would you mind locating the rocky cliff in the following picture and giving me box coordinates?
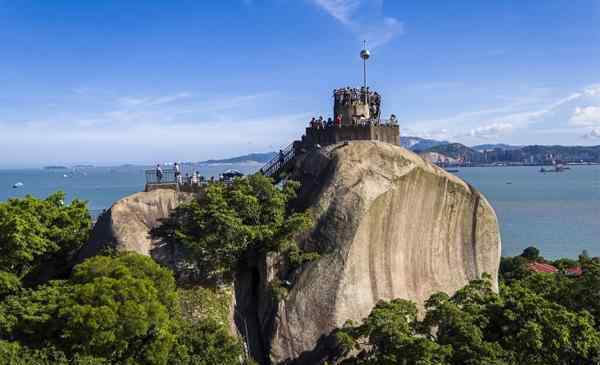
[81,141,501,365]
[265,141,500,363]
[77,189,193,268]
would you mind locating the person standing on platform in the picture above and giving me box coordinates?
[174,162,181,184]
[335,114,343,128]
[279,149,285,165]
[156,164,163,183]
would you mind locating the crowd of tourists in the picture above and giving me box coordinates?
[309,115,343,129]
[153,162,240,186]
[334,86,380,105]
[307,113,398,129]
[334,86,381,120]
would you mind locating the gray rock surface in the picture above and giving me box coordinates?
[80,142,501,365]
[268,141,501,363]
[78,189,193,266]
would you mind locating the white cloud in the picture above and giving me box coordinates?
[405,83,600,144]
[403,128,449,140]
[312,0,361,24]
[584,85,600,96]
[584,128,600,139]
[466,123,514,140]
[570,106,600,127]
[117,92,191,107]
[311,0,403,47]
[0,90,305,166]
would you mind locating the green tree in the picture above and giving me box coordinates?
[0,253,179,365]
[424,275,600,365]
[497,282,600,364]
[153,174,313,281]
[168,321,242,365]
[336,273,600,365]
[561,259,600,327]
[521,246,540,261]
[552,258,579,271]
[168,287,243,365]
[499,255,530,282]
[0,192,91,285]
[335,299,452,365]
[423,277,510,365]
[0,340,108,365]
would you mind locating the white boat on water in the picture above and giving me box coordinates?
[12,182,24,188]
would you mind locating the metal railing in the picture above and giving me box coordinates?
[145,167,243,191]
[260,142,296,178]
[145,168,177,184]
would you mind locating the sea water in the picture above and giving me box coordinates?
[456,165,600,259]
[0,165,259,218]
[1,164,599,259]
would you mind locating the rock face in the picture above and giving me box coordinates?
[79,141,501,365]
[78,189,193,266]
[268,141,501,364]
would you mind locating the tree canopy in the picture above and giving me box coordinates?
[5,187,600,364]
[0,253,243,365]
[153,174,313,281]
[0,192,91,290]
[335,262,600,365]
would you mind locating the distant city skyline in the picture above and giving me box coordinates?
[0,0,599,167]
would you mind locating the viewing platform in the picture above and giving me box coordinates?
[261,43,401,181]
[144,168,243,193]
[143,42,401,187]
[297,84,400,150]
[144,168,181,192]
[302,122,399,147]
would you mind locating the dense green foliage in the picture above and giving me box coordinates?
[0,192,91,290]
[6,187,600,364]
[153,174,313,281]
[335,250,600,365]
[521,246,540,261]
[0,193,243,365]
[0,253,243,365]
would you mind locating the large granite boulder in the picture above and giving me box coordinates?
[79,141,501,365]
[77,189,193,267]
[267,141,501,363]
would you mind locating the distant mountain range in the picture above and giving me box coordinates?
[199,152,276,165]
[399,137,523,153]
[423,143,484,161]
[399,136,448,151]
[420,142,600,164]
[471,143,523,152]
[197,138,600,166]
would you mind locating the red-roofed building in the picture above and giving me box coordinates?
[527,262,558,273]
[566,266,583,276]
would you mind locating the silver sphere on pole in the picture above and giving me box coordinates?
[360,48,371,60]
[360,41,370,92]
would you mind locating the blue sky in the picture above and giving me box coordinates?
[1,0,599,167]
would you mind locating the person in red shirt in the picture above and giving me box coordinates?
[335,114,342,127]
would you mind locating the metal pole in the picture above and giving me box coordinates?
[363,40,367,90]
[362,40,368,104]
[363,58,367,90]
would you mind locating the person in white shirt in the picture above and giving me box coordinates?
[174,162,182,184]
